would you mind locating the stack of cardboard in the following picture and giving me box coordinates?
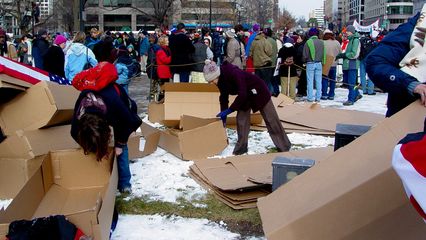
[257,102,426,239]
[189,147,334,209]
[0,81,117,240]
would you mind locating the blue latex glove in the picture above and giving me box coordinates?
[216,108,233,127]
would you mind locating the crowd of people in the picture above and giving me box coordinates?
[0,23,388,106]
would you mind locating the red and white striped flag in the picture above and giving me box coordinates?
[0,56,49,84]
[392,132,426,221]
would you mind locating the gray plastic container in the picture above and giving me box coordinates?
[272,157,315,191]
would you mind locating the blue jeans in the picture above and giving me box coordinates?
[321,66,336,98]
[178,71,190,83]
[344,69,360,102]
[117,145,131,190]
[359,60,375,94]
[306,62,322,101]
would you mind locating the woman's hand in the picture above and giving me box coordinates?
[115,147,123,156]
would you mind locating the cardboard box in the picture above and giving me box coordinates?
[0,74,32,104]
[0,125,78,159]
[148,83,262,127]
[257,102,426,240]
[141,115,228,160]
[0,149,117,240]
[0,81,79,135]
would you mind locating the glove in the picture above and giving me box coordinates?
[336,53,346,59]
[216,108,233,127]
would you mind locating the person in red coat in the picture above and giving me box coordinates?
[155,35,172,102]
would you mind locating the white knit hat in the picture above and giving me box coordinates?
[203,60,221,82]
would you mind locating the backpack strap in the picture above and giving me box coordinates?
[113,83,121,96]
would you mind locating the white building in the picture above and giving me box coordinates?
[309,6,325,28]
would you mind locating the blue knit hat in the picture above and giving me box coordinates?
[308,28,319,37]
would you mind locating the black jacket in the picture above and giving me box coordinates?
[169,30,195,73]
[43,45,65,77]
[71,84,142,146]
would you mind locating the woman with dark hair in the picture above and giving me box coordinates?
[71,62,142,194]
[321,29,342,100]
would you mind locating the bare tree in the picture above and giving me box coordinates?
[128,0,174,29]
[276,7,296,30]
[0,0,53,34]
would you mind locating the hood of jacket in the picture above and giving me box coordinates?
[254,34,264,41]
[69,43,87,56]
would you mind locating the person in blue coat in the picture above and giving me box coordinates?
[366,12,426,117]
[65,31,98,81]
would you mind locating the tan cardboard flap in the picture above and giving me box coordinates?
[0,125,78,159]
[0,166,45,223]
[0,81,79,135]
[163,82,219,92]
[180,115,217,131]
[281,104,384,132]
[271,94,294,107]
[258,102,426,240]
[49,149,112,189]
[178,120,227,160]
[147,102,165,124]
[33,185,102,217]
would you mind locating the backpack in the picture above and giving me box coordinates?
[359,37,376,60]
[72,62,118,91]
[126,60,140,79]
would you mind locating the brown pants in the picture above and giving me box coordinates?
[280,76,299,99]
[233,99,291,154]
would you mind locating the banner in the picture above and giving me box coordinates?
[353,19,379,33]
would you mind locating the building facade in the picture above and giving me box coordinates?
[309,6,325,28]
[413,0,426,12]
[364,0,413,30]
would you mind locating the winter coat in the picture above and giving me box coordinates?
[43,45,65,77]
[339,32,360,70]
[71,83,142,146]
[267,37,278,66]
[32,37,49,69]
[65,42,98,81]
[139,37,149,56]
[115,63,129,86]
[278,43,298,77]
[250,34,272,67]
[156,45,172,79]
[366,13,420,117]
[217,61,271,112]
[302,36,325,63]
[224,37,243,69]
[192,41,208,72]
[85,37,101,50]
[323,39,342,67]
[169,30,195,73]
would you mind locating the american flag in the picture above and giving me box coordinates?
[392,131,426,220]
[49,73,71,85]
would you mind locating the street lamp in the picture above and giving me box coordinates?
[209,0,212,31]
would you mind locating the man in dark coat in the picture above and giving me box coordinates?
[203,60,291,155]
[33,29,50,69]
[366,12,426,117]
[169,23,195,82]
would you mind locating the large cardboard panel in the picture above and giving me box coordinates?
[0,125,78,159]
[0,81,79,135]
[257,102,426,240]
[279,103,384,132]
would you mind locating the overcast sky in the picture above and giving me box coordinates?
[279,0,324,20]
